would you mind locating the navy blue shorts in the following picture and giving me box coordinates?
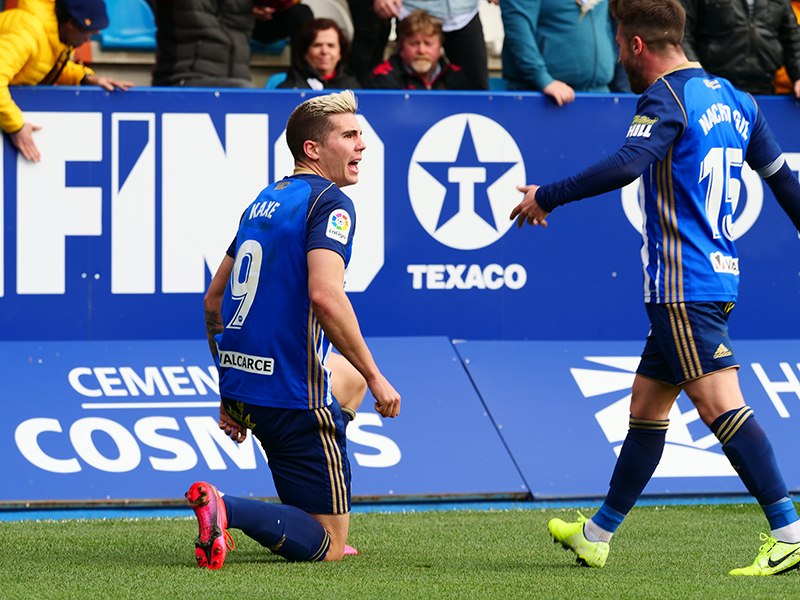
[221,397,351,515]
[637,301,740,386]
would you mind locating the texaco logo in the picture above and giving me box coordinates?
[408,114,525,250]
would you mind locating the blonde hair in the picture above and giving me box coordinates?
[286,90,358,160]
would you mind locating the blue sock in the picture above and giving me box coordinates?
[712,407,799,530]
[764,498,799,530]
[594,417,668,534]
[223,495,330,562]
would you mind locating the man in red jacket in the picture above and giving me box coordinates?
[365,10,472,90]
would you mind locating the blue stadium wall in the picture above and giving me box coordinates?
[2,87,799,505]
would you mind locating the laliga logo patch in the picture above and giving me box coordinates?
[326,209,351,243]
[408,114,525,250]
[570,356,736,478]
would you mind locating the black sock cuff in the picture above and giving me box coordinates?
[712,406,754,445]
[308,530,331,562]
[341,407,355,426]
[628,417,669,433]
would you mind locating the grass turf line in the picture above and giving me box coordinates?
[1,503,798,600]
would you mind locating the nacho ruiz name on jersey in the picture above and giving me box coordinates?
[698,102,750,140]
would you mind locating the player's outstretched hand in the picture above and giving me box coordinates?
[368,374,401,418]
[219,402,248,443]
[509,184,550,228]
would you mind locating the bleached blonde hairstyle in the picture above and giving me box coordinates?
[286,90,358,160]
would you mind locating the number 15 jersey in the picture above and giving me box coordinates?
[623,62,783,304]
[217,171,356,410]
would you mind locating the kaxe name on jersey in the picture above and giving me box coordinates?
[249,200,281,220]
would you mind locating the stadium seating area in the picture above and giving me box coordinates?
[99,0,156,50]
[4,0,502,86]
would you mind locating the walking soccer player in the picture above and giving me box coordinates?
[510,0,800,576]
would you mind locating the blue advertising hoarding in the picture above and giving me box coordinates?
[3,337,525,502]
[6,335,800,502]
[2,88,799,342]
[456,339,800,497]
[2,88,799,504]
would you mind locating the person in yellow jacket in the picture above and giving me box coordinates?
[0,0,134,162]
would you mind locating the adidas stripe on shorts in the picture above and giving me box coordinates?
[637,301,739,386]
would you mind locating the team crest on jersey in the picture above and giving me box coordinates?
[326,209,351,243]
[626,115,658,139]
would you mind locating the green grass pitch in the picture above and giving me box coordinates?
[2,503,798,600]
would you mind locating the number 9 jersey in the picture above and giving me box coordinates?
[622,62,784,304]
[217,171,356,410]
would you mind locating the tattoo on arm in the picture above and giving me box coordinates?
[205,310,223,358]
[205,310,223,335]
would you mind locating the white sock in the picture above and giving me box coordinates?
[584,518,613,543]
[771,519,800,544]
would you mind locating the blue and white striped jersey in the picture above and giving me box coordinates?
[623,63,783,303]
[217,170,356,410]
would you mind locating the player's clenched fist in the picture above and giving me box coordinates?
[369,375,401,418]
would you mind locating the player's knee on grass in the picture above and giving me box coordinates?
[312,513,350,562]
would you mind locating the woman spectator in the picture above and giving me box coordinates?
[278,19,361,89]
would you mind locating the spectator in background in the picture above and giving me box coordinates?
[374,0,493,90]
[279,19,361,89]
[366,10,471,90]
[152,0,254,87]
[346,0,391,84]
[775,1,800,94]
[251,0,313,49]
[0,0,133,162]
[679,0,800,97]
[500,0,616,106]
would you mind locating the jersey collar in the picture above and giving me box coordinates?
[659,61,703,78]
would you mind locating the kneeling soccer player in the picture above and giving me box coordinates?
[187,90,400,567]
